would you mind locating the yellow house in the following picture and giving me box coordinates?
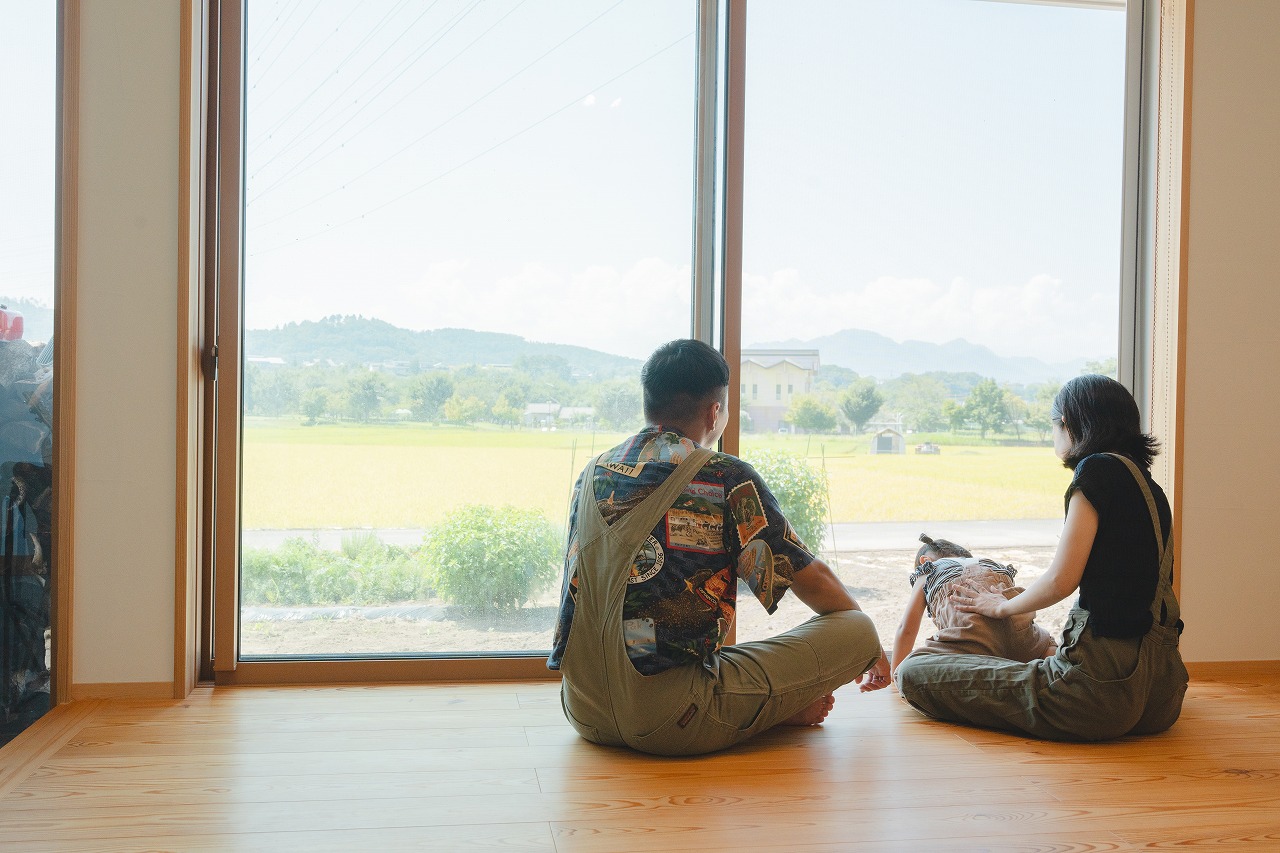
[739,349,819,433]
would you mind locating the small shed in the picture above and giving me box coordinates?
[869,427,906,455]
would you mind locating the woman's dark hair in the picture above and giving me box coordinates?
[1052,373,1160,470]
[641,339,730,424]
[915,533,971,568]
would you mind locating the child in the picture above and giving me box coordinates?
[895,374,1189,741]
[890,534,1055,676]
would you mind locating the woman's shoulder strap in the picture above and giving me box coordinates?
[1102,452,1169,558]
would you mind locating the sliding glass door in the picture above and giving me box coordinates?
[733,0,1127,646]
[1,3,58,743]
[212,0,1137,676]
[231,0,697,660]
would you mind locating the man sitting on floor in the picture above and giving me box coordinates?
[548,339,889,756]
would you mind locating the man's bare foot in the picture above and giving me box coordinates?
[782,693,835,726]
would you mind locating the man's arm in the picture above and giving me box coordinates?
[788,556,858,614]
[789,558,892,691]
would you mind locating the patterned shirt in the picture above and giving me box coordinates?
[547,426,817,676]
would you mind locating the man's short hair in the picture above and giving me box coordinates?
[641,339,730,424]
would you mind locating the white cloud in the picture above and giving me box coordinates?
[581,94,596,107]
[365,258,691,360]
[609,97,622,109]
[245,253,1111,363]
[741,270,1116,360]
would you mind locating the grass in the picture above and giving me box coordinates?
[241,418,1073,530]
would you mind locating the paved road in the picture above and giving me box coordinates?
[242,518,1063,552]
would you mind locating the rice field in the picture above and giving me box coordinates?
[240,418,1073,530]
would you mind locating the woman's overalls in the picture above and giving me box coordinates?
[896,453,1189,741]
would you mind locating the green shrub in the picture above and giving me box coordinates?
[421,505,561,614]
[739,449,829,554]
[241,535,431,606]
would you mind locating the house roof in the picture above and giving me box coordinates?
[741,348,820,371]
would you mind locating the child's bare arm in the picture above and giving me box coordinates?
[891,581,928,675]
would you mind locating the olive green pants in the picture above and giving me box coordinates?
[896,454,1189,742]
[896,605,1188,741]
[559,447,882,756]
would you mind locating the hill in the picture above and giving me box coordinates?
[750,328,1089,385]
[245,316,640,378]
[246,316,1096,386]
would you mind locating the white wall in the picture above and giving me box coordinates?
[72,0,179,685]
[1178,0,1280,661]
[63,0,1279,682]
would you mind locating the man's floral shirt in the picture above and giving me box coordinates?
[548,426,817,675]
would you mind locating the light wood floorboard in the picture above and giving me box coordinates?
[1,676,1278,851]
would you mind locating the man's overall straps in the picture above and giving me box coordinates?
[1105,453,1177,628]
[607,446,717,551]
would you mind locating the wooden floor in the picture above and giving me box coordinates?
[1,674,1279,852]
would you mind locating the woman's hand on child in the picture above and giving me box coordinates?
[950,580,1009,618]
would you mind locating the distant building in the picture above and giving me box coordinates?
[870,427,906,455]
[523,402,560,429]
[369,360,414,376]
[557,406,595,427]
[247,356,286,369]
[739,349,820,433]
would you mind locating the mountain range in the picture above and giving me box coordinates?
[246,316,1096,385]
[748,329,1089,385]
[245,316,641,378]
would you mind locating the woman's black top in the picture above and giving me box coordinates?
[1066,453,1172,638]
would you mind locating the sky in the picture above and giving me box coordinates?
[1,0,1127,364]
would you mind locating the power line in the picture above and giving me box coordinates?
[250,0,530,208]
[249,1,370,112]
[250,30,693,256]
[246,2,322,95]
[249,0,430,175]
[249,0,486,202]
[250,0,623,222]
[247,0,414,154]
[249,0,305,69]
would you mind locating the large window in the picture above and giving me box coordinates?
[734,0,1127,646]
[212,0,1137,677]
[225,0,696,662]
[1,4,58,743]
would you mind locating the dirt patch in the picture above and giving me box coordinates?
[241,546,1074,658]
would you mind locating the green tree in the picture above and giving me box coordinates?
[964,378,1008,439]
[443,394,488,425]
[245,366,300,416]
[421,505,561,613]
[839,379,884,433]
[787,395,838,433]
[882,374,948,432]
[491,390,525,427]
[1083,356,1118,378]
[594,380,643,431]
[410,372,454,423]
[300,389,329,425]
[1025,382,1060,441]
[344,372,388,423]
[1003,388,1030,440]
[813,364,861,391]
[513,354,572,383]
[739,449,829,555]
[942,399,965,433]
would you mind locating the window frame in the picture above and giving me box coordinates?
[203,0,1157,685]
